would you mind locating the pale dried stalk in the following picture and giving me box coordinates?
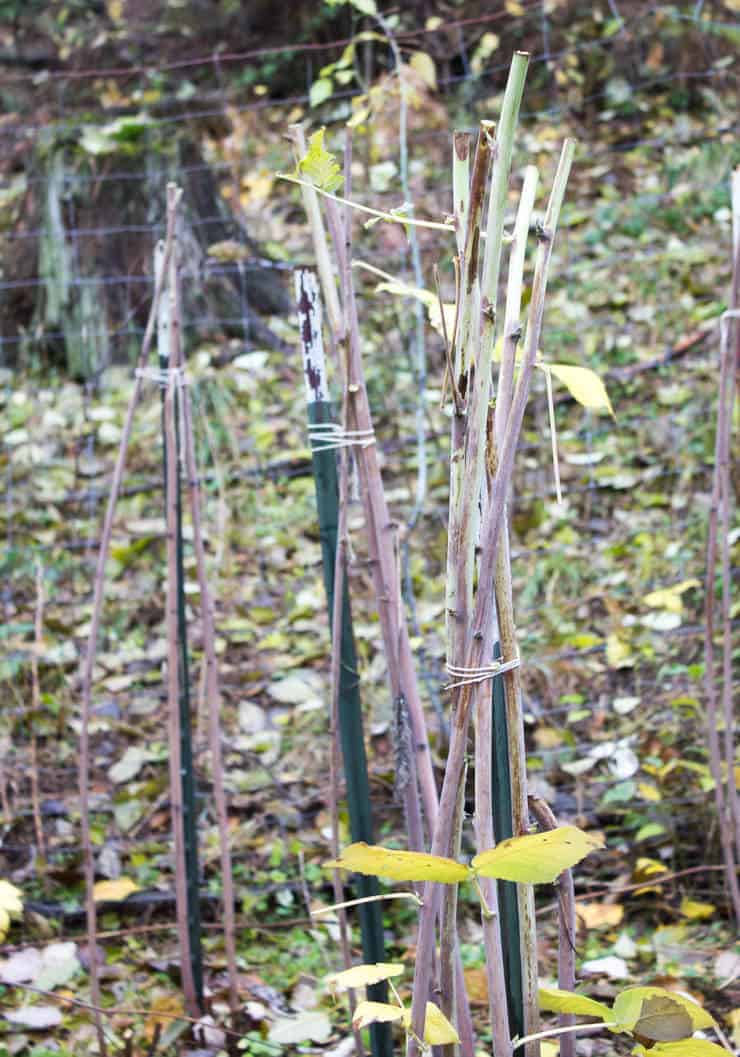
[410,140,575,1057]
[723,168,740,861]
[492,165,540,1056]
[446,125,493,668]
[494,166,538,451]
[703,245,740,918]
[328,183,425,855]
[77,184,181,1056]
[330,397,365,1057]
[323,187,438,846]
[295,125,475,1050]
[287,125,344,340]
[163,212,199,1018]
[529,797,576,1057]
[179,357,239,1010]
[439,759,467,1055]
[440,131,471,404]
[30,561,46,860]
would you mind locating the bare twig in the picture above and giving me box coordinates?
[703,169,740,922]
[179,342,239,1008]
[77,182,181,1057]
[162,203,199,1019]
[529,796,576,1057]
[29,561,46,862]
[410,139,575,1057]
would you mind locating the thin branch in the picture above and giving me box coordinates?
[30,561,46,862]
[529,796,576,1057]
[179,351,239,1010]
[162,212,199,1019]
[77,182,181,1057]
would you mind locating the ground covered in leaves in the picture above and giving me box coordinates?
[0,5,739,1055]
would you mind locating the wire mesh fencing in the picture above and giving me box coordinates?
[0,2,738,1016]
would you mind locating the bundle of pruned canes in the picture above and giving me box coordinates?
[286,52,600,1057]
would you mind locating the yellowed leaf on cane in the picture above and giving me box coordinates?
[352,1001,406,1030]
[545,363,615,416]
[372,280,456,340]
[634,1042,728,1057]
[612,987,717,1038]
[325,963,405,993]
[93,877,141,903]
[325,842,469,884]
[295,128,343,193]
[539,986,612,1021]
[472,826,604,884]
[417,1002,460,1045]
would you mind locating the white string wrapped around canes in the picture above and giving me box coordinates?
[134,365,190,388]
[444,656,521,690]
[307,422,376,453]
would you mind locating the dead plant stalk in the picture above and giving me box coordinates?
[409,138,575,1057]
[77,183,181,1057]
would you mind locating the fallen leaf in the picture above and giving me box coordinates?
[0,948,43,984]
[4,1005,63,1029]
[679,897,715,921]
[93,878,141,903]
[581,955,630,979]
[32,942,80,991]
[0,880,23,942]
[268,1010,333,1044]
[576,902,624,929]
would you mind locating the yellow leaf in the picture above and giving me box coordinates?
[207,240,250,263]
[93,878,141,903]
[107,0,123,22]
[295,128,343,193]
[145,995,185,1042]
[325,843,469,884]
[352,1001,406,1030]
[642,579,699,614]
[634,857,668,878]
[576,902,624,929]
[606,633,633,669]
[505,0,525,14]
[0,879,23,918]
[541,1045,559,1057]
[638,782,661,802]
[409,51,437,90]
[471,32,500,76]
[612,987,716,1038]
[472,826,604,885]
[0,880,23,940]
[640,1042,729,1057]
[325,963,405,992]
[727,1007,740,1047]
[679,897,715,921]
[539,987,612,1021]
[545,363,614,416]
[417,1002,459,1045]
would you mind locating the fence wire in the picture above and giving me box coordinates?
[0,5,737,962]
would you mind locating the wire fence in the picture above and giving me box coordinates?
[0,1,738,988]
